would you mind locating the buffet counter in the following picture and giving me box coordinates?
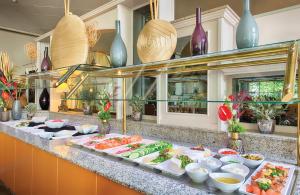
[0,117,299,195]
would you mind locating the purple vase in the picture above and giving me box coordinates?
[41,47,52,72]
[191,8,208,56]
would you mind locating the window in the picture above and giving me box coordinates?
[168,71,207,114]
[233,76,297,126]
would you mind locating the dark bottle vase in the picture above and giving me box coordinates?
[110,20,127,68]
[236,0,259,49]
[191,8,208,56]
[39,88,50,110]
[41,47,52,72]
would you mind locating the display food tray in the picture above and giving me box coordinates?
[70,133,213,177]
[239,161,295,195]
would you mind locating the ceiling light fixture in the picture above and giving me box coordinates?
[12,0,18,3]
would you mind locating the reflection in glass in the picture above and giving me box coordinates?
[168,71,207,114]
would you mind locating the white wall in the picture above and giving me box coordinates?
[256,5,300,45]
[0,30,36,75]
[86,9,117,29]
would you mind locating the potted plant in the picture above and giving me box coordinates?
[218,92,251,153]
[97,90,112,135]
[0,51,26,120]
[249,96,285,134]
[80,88,96,115]
[129,95,144,121]
[24,103,37,120]
[0,96,9,122]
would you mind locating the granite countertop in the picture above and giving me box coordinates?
[0,120,299,195]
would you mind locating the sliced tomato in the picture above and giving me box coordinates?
[246,184,253,193]
[252,186,261,195]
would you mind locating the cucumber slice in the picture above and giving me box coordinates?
[121,151,131,157]
[129,152,140,159]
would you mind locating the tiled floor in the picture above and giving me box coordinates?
[0,181,12,195]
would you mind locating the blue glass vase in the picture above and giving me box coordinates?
[110,20,127,67]
[236,0,259,49]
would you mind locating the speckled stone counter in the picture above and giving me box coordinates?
[50,112,298,165]
[0,117,299,194]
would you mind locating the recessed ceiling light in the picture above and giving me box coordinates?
[12,0,18,3]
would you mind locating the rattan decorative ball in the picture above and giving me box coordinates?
[137,19,177,63]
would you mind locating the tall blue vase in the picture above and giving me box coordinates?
[110,20,127,68]
[236,0,259,49]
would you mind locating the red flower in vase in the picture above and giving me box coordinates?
[104,101,111,112]
[1,91,10,101]
[218,105,233,121]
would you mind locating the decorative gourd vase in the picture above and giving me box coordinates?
[98,120,111,135]
[227,132,244,154]
[12,100,22,120]
[236,0,259,49]
[41,47,52,72]
[110,20,127,68]
[191,8,208,56]
[39,88,50,110]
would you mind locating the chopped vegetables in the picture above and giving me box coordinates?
[243,154,263,161]
[150,149,172,164]
[220,150,238,155]
[177,155,193,168]
[122,141,172,159]
[190,145,205,151]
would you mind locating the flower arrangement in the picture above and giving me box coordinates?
[97,90,112,121]
[218,92,251,133]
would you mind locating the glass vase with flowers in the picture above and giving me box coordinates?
[97,90,112,135]
[218,92,251,153]
[0,52,27,120]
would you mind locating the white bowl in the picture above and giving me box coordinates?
[45,119,68,128]
[220,155,243,165]
[32,116,47,123]
[37,132,54,139]
[54,130,76,138]
[221,163,250,177]
[218,148,239,157]
[75,125,98,134]
[199,157,222,172]
[241,153,264,168]
[185,163,210,183]
[209,172,244,193]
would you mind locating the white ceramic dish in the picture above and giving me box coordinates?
[75,125,98,134]
[218,148,239,157]
[185,163,210,183]
[37,132,54,139]
[221,163,250,177]
[45,119,68,128]
[241,153,264,168]
[54,130,76,138]
[220,155,243,165]
[199,157,222,172]
[239,161,295,195]
[32,116,47,123]
[210,172,244,193]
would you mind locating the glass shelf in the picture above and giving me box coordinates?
[62,98,300,105]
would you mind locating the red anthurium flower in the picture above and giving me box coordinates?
[104,101,111,112]
[218,104,233,121]
[1,91,10,101]
[228,95,235,101]
[0,77,7,85]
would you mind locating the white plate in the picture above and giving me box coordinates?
[239,161,295,195]
[70,133,122,147]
